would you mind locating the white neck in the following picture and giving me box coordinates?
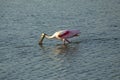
[45,34,55,39]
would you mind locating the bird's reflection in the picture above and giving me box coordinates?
[53,44,69,54]
[39,42,80,65]
[39,41,80,55]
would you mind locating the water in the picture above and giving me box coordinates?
[0,0,120,80]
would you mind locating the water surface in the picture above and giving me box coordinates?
[0,0,120,80]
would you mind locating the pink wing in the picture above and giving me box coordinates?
[58,30,80,38]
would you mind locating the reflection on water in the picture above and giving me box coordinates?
[38,42,81,80]
[38,42,80,65]
[39,42,80,55]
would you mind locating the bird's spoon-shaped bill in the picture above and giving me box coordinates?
[39,33,45,45]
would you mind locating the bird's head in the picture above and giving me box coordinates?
[41,33,48,36]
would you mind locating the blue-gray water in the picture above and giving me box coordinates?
[0,0,120,80]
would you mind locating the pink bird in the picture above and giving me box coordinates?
[39,29,80,44]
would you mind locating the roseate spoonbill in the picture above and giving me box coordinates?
[39,29,80,44]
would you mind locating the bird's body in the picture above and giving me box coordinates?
[39,29,80,44]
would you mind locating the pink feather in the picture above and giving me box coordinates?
[39,29,80,44]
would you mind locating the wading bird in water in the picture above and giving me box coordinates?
[39,29,80,45]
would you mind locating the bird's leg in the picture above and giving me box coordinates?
[62,39,70,45]
[62,39,66,45]
[65,39,71,43]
